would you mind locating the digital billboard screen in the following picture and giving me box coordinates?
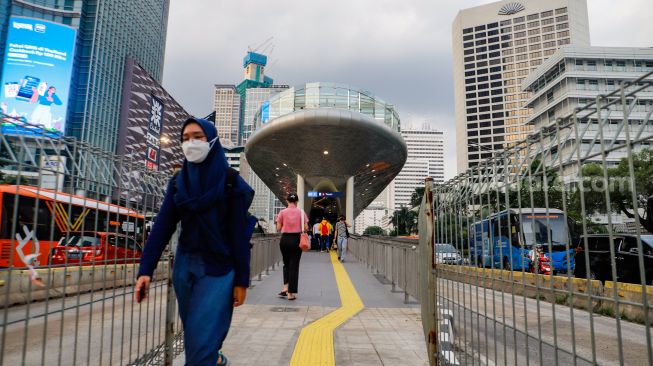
[0,17,77,136]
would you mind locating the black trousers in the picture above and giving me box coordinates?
[280,233,303,293]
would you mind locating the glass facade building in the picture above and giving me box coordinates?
[243,86,288,144]
[0,0,170,153]
[253,82,401,133]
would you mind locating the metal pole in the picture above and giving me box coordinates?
[164,254,176,366]
[403,247,409,304]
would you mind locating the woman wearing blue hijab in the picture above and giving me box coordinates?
[135,117,255,366]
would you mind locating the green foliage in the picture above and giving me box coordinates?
[570,149,653,232]
[0,173,18,185]
[485,160,564,213]
[391,206,418,235]
[410,187,425,208]
[363,226,386,236]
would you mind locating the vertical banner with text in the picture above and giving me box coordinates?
[145,95,164,170]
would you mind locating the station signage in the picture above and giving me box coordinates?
[307,191,345,198]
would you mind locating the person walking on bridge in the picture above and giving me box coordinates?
[334,215,351,262]
[276,193,309,301]
[312,218,322,251]
[319,218,330,252]
[135,117,256,366]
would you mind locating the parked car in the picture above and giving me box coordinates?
[49,232,143,266]
[435,243,463,265]
[574,234,653,285]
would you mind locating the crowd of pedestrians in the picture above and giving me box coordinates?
[310,216,350,261]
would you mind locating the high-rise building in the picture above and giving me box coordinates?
[211,51,289,231]
[243,86,288,144]
[0,0,170,153]
[522,46,653,177]
[453,0,590,173]
[355,202,390,234]
[211,51,287,145]
[213,85,241,145]
[117,57,189,175]
[393,125,444,209]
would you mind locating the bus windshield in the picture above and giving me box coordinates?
[520,214,568,246]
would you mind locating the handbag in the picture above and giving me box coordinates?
[298,209,310,251]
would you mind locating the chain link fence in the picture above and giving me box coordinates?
[420,72,653,365]
[0,115,281,365]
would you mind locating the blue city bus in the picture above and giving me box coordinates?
[469,208,575,273]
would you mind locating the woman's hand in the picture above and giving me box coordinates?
[233,286,247,307]
[134,275,151,303]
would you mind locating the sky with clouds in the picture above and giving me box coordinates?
[161,0,653,180]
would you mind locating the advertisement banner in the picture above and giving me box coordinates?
[261,101,270,124]
[0,17,77,136]
[145,95,164,170]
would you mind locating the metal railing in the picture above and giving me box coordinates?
[348,235,420,303]
[419,73,653,365]
[0,118,282,365]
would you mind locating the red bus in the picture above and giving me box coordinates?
[0,185,145,268]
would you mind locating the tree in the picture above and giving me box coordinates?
[484,160,564,213]
[0,139,18,185]
[573,149,653,232]
[391,206,418,235]
[410,187,425,208]
[363,226,386,236]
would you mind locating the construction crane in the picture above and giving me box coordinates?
[248,36,274,54]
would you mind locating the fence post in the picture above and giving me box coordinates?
[265,240,271,276]
[419,177,438,366]
[391,246,397,292]
[164,253,176,366]
[403,247,409,304]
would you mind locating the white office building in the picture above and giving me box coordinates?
[393,126,444,210]
[212,85,241,145]
[355,202,391,234]
[453,0,590,173]
[522,46,653,176]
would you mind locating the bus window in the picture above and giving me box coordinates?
[521,214,568,246]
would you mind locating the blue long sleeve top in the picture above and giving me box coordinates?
[137,176,254,287]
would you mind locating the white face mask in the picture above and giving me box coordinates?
[182,137,218,163]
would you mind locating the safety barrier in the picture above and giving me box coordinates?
[347,235,420,303]
[0,120,283,365]
[419,72,653,365]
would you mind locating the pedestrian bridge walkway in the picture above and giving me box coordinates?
[174,251,428,366]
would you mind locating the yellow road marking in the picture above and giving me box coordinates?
[289,251,364,365]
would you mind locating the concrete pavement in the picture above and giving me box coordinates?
[174,250,427,366]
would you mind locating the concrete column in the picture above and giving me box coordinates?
[296,174,306,215]
[346,176,354,234]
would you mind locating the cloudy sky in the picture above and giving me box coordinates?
[161,0,652,180]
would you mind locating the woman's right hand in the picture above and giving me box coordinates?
[135,275,151,303]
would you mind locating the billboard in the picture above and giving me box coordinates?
[0,17,77,136]
[261,101,270,124]
[145,95,164,170]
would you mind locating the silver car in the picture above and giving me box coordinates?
[435,243,463,265]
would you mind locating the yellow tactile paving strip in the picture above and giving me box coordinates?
[289,251,364,366]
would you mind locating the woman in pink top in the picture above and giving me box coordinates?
[276,192,308,300]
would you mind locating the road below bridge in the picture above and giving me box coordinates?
[438,278,650,365]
